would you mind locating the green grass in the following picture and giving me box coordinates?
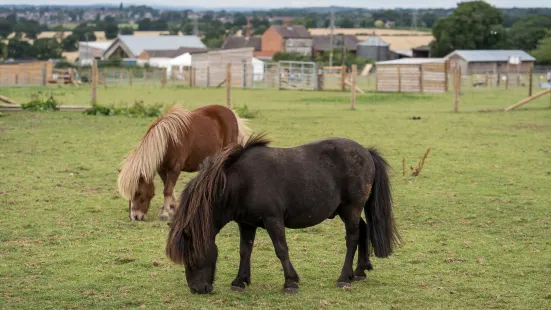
[1,85,551,309]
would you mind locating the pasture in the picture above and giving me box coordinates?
[1,85,550,309]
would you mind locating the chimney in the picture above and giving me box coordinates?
[283,17,291,27]
[245,17,251,38]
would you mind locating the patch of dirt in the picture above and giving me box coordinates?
[2,238,41,247]
[513,123,551,131]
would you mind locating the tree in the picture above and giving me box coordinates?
[14,20,42,40]
[104,22,119,39]
[374,20,384,28]
[182,23,194,35]
[336,17,355,28]
[32,38,62,60]
[7,38,33,58]
[507,15,551,51]
[0,19,13,39]
[0,41,7,60]
[422,12,438,28]
[62,34,79,52]
[360,18,375,28]
[531,32,551,65]
[430,1,506,57]
[72,23,97,42]
[120,26,134,35]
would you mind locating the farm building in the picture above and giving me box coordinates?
[222,20,263,57]
[357,36,390,61]
[376,58,448,93]
[191,47,255,88]
[0,59,52,86]
[312,35,358,57]
[102,35,207,61]
[261,24,313,57]
[444,50,536,75]
[78,41,112,66]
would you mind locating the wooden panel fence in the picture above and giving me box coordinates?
[376,62,447,93]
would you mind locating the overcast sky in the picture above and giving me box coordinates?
[0,0,549,9]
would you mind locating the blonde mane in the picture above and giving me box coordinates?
[117,105,192,200]
[231,110,252,146]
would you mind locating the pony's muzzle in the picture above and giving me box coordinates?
[190,284,213,294]
[133,215,144,221]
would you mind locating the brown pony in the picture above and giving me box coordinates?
[117,104,250,221]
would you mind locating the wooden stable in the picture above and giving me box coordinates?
[0,60,53,86]
[191,47,255,88]
[376,58,448,93]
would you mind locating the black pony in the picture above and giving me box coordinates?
[166,134,400,294]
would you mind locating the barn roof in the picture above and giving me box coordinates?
[272,25,311,39]
[358,36,389,47]
[104,35,206,58]
[445,50,536,62]
[143,47,208,58]
[221,36,261,51]
[312,35,358,51]
[376,58,445,65]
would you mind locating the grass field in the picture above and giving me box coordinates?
[1,85,551,309]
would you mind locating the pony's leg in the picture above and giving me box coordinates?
[159,169,181,221]
[264,219,300,294]
[231,223,257,292]
[336,206,361,288]
[354,218,373,281]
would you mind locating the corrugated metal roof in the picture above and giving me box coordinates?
[221,36,261,51]
[312,35,358,51]
[376,58,445,65]
[78,41,112,50]
[114,35,206,57]
[358,36,389,47]
[447,50,536,62]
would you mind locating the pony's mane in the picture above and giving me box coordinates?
[117,105,192,200]
[166,133,271,267]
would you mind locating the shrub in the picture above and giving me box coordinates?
[84,101,163,118]
[234,104,260,119]
[21,96,58,112]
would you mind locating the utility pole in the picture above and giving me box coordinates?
[329,8,334,67]
[193,16,198,36]
[412,10,418,30]
[340,33,345,66]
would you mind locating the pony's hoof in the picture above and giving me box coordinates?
[283,287,299,295]
[354,276,366,281]
[231,286,245,292]
[159,214,170,221]
[337,282,352,288]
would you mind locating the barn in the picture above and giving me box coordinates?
[444,50,536,75]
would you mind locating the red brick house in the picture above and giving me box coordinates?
[260,23,313,58]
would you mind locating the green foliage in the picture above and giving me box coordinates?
[7,38,33,58]
[531,33,551,65]
[336,17,355,28]
[13,19,42,40]
[234,104,261,119]
[374,20,384,28]
[120,26,135,35]
[62,34,79,52]
[506,15,551,51]
[137,18,168,31]
[430,1,506,57]
[21,95,58,112]
[315,51,370,67]
[32,38,62,60]
[84,101,163,118]
[104,22,119,39]
[72,23,97,42]
[0,18,13,39]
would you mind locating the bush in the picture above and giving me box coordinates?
[21,96,58,112]
[84,101,163,118]
[235,104,260,119]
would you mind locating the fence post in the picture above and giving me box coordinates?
[505,63,510,90]
[91,59,98,105]
[192,67,196,87]
[143,69,147,84]
[277,63,281,90]
[129,69,133,86]
[41,64,47,87]
[397,66,401,93]
[454,67,461,112]
[350,64,357,110]
[419,64,424,93]
[242,60,247,88]
[528,64,533,97]
[316,62,323,91]
[341,65,346,91]
[444,60,449,92]
[226,63,232,108]
[206,66,210,87]
[162,68,167,88]
[119,70,123,84]
[188,67,193,87]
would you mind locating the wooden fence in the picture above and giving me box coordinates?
[376,62,448,93]
[0,61,52,86]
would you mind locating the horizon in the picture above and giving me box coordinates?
[0,0,550,10]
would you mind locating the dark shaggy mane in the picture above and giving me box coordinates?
[165,132,271,267]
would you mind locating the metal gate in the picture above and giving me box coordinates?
[251,60,317,90]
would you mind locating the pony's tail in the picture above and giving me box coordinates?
[364,148,401,258]
[231,110,251,146]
